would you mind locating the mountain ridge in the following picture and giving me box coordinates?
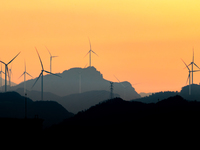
[11,66,141,100]
[48,95,200,130]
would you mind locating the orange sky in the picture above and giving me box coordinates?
[1,0,200,93]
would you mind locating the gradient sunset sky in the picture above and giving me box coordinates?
[1,0,200,93]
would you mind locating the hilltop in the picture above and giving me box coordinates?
[11,66,141,100]
[47,95,200,133]
[133,84,200,104]
[0,92,74,128]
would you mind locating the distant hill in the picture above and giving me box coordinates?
[15,88,119,114]
[139,92,152,97]
[0,92,74,128]
[179,84,200,101]
[57,90,120,114]
[11,67,141,100]
[134,84,200,104]
[15,88,61,101]
[133,91,178,103]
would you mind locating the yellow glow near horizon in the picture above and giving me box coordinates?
[0,0,200,93]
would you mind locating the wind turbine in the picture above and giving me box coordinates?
[19,61,33,94]
[32,48,61,101]
[84,38,98,67]
[181,58,200,95]
[186,49,200,84]
[110,82,114,99]
[114,75,127,99]
[9,64,13,88]
[77,64,87,94]
[45,46,58,73]
[0,63,5,92]
[0,52,21,92]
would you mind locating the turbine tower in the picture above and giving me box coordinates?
[84,38,98,67]
[45,46,58,73]
[110,82,114,99]
[19,61,33,94]
[0,52,21,92]
[186,49,200,84]
[9,65,13,88]
[77,64,87,94]
[0,63,5,92]
[181,58,200,95]
[32,48,61,101]
[114,75,126,100]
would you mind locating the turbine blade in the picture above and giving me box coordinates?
[35,47,44,70]
[32,72,42,88]
[114,75,125,87]
[194,63,200,69]
[0,61,6,65]
[45,46,52,56]
[88,37,91,50]
[92,50,99,57]
[187,63,192,67]
[44,70,61,77]
[52,56,58,58]
[84,63,88,68]
[8,52,21,65]
[26,72,33,78]
[18,72,25,79]
[84,51,90,58]
[186,74,190,85]
[114,75,121,82]
[0,71,5,74]
[193,70,200,72]
[6,66,10,81]
[181,59,190,71]
[24,59,26,72]
[193,48,194,63]
[132,83,140,86]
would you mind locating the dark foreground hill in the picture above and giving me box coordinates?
[0,92,74,128]
[47,95,200,133]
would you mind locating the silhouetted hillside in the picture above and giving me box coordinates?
[134,85,200,104]
[57,90,120,114]
[0,92,73,128]
[15,88,61,101]
[180,84,200,101]
[133,91,178,103]
[11,67,141,100]
[48,95,200,132]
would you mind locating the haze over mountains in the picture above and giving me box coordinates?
[11,67,141,100]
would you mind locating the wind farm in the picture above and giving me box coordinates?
[1,1,200,134]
